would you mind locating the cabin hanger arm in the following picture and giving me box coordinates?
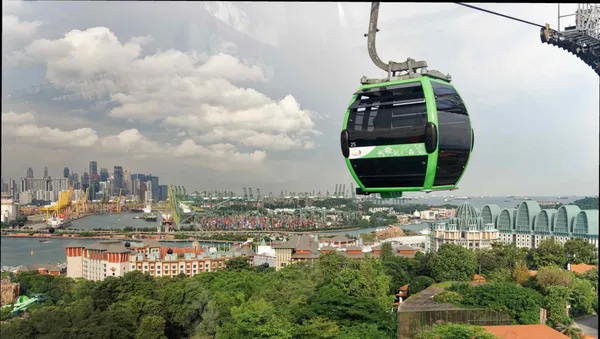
[363,2,451,82]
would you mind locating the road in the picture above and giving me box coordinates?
[574,315,598,338]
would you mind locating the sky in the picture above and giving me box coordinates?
[1,1,598,197]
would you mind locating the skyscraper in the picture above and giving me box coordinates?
[26,167,34,179]
[43,167,49,178]
[63,167,70,178]
[113,166,123,195]
[100,168,109,182]
[89,161,98,176]
[82,171,90,192]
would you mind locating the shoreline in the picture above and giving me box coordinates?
[0,234,235,243]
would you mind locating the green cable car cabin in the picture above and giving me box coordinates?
[340,75,474,198]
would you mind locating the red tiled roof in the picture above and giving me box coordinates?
[569,264,597,274]
[482,324,570,339]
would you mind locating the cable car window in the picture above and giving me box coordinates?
[437,112,471,149]
[351,156,428,188]
[432,81,471,186]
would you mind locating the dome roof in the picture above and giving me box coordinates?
[455,202,480,229]
[456,202,479,220]
[413,210,421,217]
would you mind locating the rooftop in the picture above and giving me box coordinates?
[16,264,61,273]
[398,286,461,312]
[569,263,597,275]
[482,324,570,339]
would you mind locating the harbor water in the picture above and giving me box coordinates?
[0,196,581,268]
[0,237,234,268]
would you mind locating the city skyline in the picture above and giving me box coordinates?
[1,2,598,196]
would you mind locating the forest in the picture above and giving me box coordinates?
[0,238,597,339]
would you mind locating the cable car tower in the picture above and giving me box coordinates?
[541,3,600,75]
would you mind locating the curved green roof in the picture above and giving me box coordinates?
[497,208,515,231]
[573,210,599,236]
[482,204,502,225]
[515,201,541,232]
[554,205,581,233]
[534,209,556,233]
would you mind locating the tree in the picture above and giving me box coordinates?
[136,316,167,339]
[571,196,599,210]
[430,244,477,282]
[532,239,567,269]
[416,323,499,339]
[379,242,394,261]
[564,238,597,265]
[408,276,434,295]
[578,267,598,291]
[335,323,390,339]
[381,256,414,294]
[224,257,252,272]
[569,278,594,317]
[536,267,574,289]
[457,282,544,324]
[486,268,513,283]
[544,286,573,329]
[513,264,530,286]
[294,317,339,339]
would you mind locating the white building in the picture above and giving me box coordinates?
[66,240,132,281]
[429,203,499,252]
[1,194,18,223]
[430,201,599,252]
[65,240,243,281]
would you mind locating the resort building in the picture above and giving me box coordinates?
[429,203,500,252]
[429,201,599,251]
[15,264,62,276]
[65,240,252,281]
[272,235,422,271]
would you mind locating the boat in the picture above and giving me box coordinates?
[46,216,71,229]
[557,196,568,200]
[506,195,514,199]
[142,213,157,222]
[133,216,141,219]
[130,208,144,213]
[39,239,49,243]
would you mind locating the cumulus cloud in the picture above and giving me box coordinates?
[1,111,268,171]
[2,15,41,42]
[18,26,319,154]
[2,111,98,148]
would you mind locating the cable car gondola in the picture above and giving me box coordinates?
[340,2,474,198]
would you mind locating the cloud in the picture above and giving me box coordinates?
[2,15,41,42]
[18,26,318,152]
[1,111,268,171]
[2,111,99,148]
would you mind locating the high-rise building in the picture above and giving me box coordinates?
[43,167,49,178]
[145,180,153,202]
[100,168,109,182]
[113,166,123,195]
[158,185,168,201]
[26,168,34,179]
[82,172,90,192]
[148,175,159,201]
[138,181,147,203]
[123,170,131,196]
[69,173,79,188]
[63,167,70,178]
[90,174,100,200]
[89,161,98,176]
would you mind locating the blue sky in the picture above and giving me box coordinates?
[1,1,598,196]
